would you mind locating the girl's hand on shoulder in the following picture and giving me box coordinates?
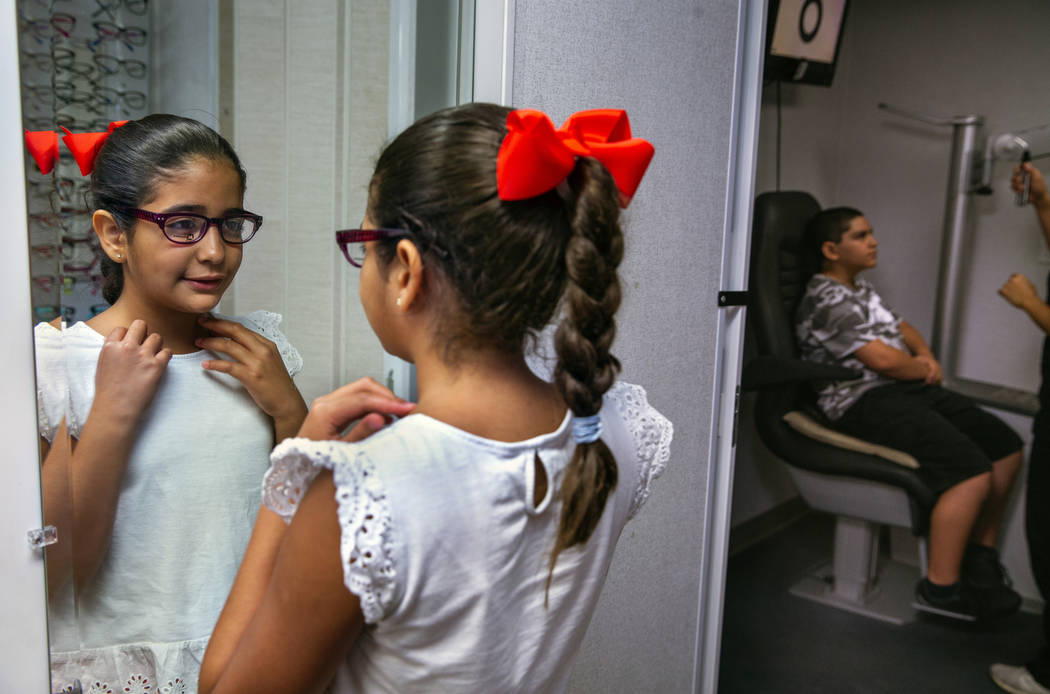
[93,319,171,423]
[300,377,415,442]
[195,314,308,436]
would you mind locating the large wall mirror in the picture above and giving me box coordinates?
[16,0,476,690]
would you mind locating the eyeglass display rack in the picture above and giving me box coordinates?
[19,0,150,326]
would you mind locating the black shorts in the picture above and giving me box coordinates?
[834,381,1022,495]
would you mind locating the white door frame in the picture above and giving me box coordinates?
[0,0,53,689]
[694,1,767,692]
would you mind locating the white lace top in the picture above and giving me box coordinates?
[263,381,672,694]
[35,311,302,694]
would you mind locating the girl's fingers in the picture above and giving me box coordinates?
[104,325,129,343]
[199,315,274,352]
[298,379,414,441]
[196,335,255,363]
[321,376,403,404]
[305,393,414,439]
[124,318,148,343]
[341,413,389,443]
[201,358,234,375]
[142,331,165,354]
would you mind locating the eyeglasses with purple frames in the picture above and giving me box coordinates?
[124,208,262,245]
[335,228,410,267]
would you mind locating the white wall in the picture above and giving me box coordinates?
[735,0,1050,600]
[227,0,391,403]
[151,0,218,123]
[511,1,741,690]
[413,0,459,119]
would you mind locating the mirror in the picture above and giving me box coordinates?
[18,1,474,690]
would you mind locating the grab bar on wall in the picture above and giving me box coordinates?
[878,102,1038,417]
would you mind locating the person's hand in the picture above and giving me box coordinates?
[1012,162,1050,208]
[195,315,308,433]
[999,273,1040,309]
[299,377,415,443]
[914,354,942,385]
[93,319,171,424]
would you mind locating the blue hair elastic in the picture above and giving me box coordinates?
[572,414,602,444]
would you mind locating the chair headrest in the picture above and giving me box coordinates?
[748,191,821,359]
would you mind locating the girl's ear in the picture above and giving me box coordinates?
[93,210,127,262]
[392,238,424,311]
[821,239,839,262]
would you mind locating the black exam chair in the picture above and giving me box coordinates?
[743,191,938,624]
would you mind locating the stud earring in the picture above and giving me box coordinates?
[115,253,121,260]
[396,297,403,307]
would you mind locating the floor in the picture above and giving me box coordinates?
[718,512,1044,693]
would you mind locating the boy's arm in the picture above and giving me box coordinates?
[1000,273,1050,335]
[898,320,942,383]
[898,320,933,357]
[853,338,937,382]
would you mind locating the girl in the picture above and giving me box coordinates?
[32,115,339,693]
[199,103,672,693]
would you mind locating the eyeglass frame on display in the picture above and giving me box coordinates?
[92,53,146,79]
[91,20,147,51]
[95,85,146,110]
[20,12,77,43]
[92,0,148,21]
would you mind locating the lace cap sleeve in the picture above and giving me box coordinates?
[235,310,304,377]
[265,438,399,623]
[607,381,673,519]
[33,321,66,443]
[262,438,327,521]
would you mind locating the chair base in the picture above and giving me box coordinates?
[788,514,923,625]
[789,556,920,626]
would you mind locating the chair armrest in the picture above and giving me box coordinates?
[741,355,861,390]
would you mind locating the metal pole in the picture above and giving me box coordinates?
[932,116,983,377]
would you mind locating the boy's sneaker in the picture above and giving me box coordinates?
[914,578,979,621]
[990,663,1050,694]
[963,543,1022,617]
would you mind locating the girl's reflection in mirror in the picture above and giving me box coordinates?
[35,115,308,693]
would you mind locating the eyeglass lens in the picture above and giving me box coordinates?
[346,242,367,265]
[162,215,258,244]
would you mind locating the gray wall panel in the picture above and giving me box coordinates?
[512,1,741,690]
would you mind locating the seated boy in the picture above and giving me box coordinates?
[795,206,1023,620]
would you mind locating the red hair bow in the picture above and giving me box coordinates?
[497,108,654,208]
[25,120,128,176]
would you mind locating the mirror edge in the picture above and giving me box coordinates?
[0,0,53,690]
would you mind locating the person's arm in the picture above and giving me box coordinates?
[898,320,942,384]
[39,425,73,595]
[194,315,308,443]
[898,320,932,357]
[199,378,414,693]
[1013,162,1050,247]
[1000,272,1050,335]
[67,320,170,589]
[200,473,363,694]
[852,338,936,382]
